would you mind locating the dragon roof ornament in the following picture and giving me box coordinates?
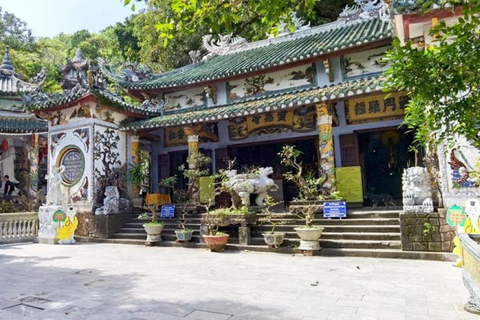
[202,34,247,59]
[338,0,390,22]
[267,12,311,39]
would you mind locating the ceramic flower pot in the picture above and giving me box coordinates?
[294,226,324,253]
[203,234,229,252]
[175,229,193,242]
[262,232,285,248]
[143,224,164,245]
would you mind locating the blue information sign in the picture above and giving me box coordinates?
[160,204,175,218]
[323,201,347,218]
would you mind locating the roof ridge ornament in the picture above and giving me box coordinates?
[0,46,15,76]
[202,34,247,59]
[267,12,311,39]
[338,0,390,22]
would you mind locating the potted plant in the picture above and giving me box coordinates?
[290,203,324,255]
[175,204,193,242]
[258,195,289,248]
[128,150,150,207]
[278,145,342,212]
[178,151,212,204]
[202,204,230,252]
[142,203,164,246]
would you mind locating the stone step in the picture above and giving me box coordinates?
[320,239,402,249]
[321,225,401,233]
[318,232,401,240]
[346,210,401,219]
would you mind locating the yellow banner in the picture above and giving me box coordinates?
[345,92,408,124]
[336,166,364,203]
[164,124,219,147]
[229,106,316,140]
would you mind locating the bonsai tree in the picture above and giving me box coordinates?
[142,203,165,245]
[258,195,290,248]
[278,145,340,201]
[175,203,194,242]
[159,175,177,195]
[178,151,212,203]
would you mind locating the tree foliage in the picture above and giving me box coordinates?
[385,2,480,149]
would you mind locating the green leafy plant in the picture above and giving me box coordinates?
[258,195,290,234]
[179,151,212,203]
[384,2,480,150]
[128,150,150,191]
[142,203,164,226]
[279,145,337,201]
[159,175,177,194]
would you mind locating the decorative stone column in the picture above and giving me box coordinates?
[131,134,140,163]
[28,134,39,199]
[316,103,336,192]
[187,134,199,155]
[187,134,200,202]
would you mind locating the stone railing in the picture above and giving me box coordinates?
[0,212,38,244]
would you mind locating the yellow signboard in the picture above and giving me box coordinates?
[345,92,409,124]
[336,166,363,203]
[229,106,316,140]
[164,123,219,147]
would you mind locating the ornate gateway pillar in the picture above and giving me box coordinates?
[28,133,40,199]
[316,103,336,192]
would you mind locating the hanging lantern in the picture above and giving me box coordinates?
[1,140,8,152]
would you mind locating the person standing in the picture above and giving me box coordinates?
[3,175,14,202]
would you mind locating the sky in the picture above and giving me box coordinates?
[0,0,147,38]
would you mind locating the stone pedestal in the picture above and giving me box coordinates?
[37,205,63,244]
[400,209,455,252]
[238,226,251,245]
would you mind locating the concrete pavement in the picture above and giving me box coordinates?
[0,243,477,320]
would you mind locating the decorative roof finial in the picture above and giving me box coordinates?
[73,48,86,64]
[0,46,15,75]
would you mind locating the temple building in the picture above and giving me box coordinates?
[0,46,48,200]
[99,1,413,205]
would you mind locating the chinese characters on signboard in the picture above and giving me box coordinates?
[229,106,316,140]
[346,92,409,124]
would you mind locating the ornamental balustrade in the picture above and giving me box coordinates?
[0,212,38,244]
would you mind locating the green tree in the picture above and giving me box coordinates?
[385,2,480,149]
[0,6,34,50]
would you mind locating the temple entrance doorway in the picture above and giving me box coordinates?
[228,137,318,204]
[357,128,417,203]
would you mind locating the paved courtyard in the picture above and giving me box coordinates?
[0,243,477,320]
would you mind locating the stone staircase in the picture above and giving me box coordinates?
[100,208,454,260]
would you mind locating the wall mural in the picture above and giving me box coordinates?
[164,123,219,147]
[228,64,314,101]
[439,136,480,208]
[345,92,409,124]
[342,46,391,79]
[229,106,316,140]
[40,102,127,126]
[164,87,206,111]
[93,125,127,205]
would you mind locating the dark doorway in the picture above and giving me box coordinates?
[358,129,416,200]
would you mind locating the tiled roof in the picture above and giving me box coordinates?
[121,75,385,131]
[26,88,162,117]
[116,18,391,91]
[0,114,48,133]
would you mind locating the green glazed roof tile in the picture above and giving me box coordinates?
[0,116,48,133]
[121,75,385,131]
[116,18,392,91]
[26,88,162,117]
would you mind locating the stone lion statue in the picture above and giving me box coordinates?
[402,167,434,213]
[95,186,131,215]
[224,167,276,207]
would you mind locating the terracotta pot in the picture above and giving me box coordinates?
[203,234,229,252]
